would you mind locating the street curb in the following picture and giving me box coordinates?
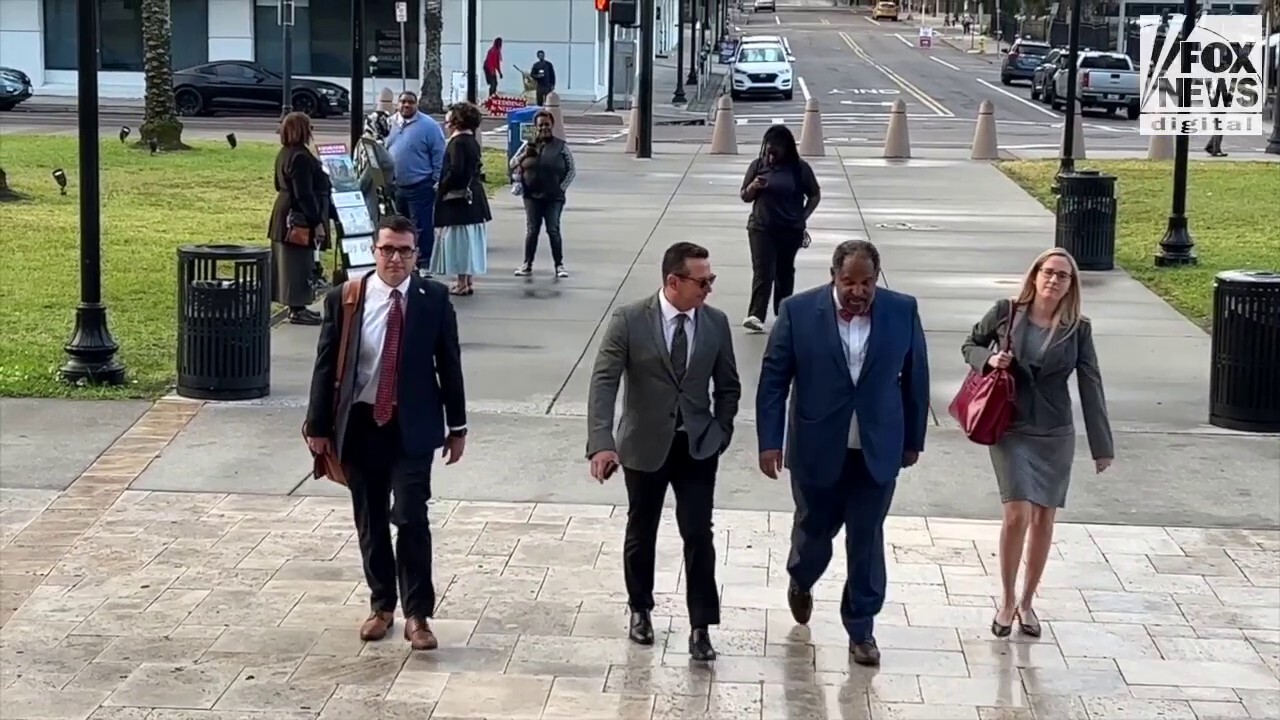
[937,34,996,63]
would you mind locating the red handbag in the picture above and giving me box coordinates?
[949,304,1019,445]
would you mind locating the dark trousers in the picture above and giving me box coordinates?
[536,86,552,106]
[747,226,804,321]
[395,181,437,269]
[523,197,565,267]
[485,71,498,96]
[1205,135,1224,154]
[345,403,437,619]
[787,450,896,643]
[623,432,721,629]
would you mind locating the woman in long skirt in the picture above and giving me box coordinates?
[431,102,492,295]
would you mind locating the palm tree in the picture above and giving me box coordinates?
[421,0,445,113]
[1263,0,1279,153]
[139,0,187,150]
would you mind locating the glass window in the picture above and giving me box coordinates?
[43,0,208,72]
[1081,54,1132,69]
[737,46,786,63]
[253,0,418,78]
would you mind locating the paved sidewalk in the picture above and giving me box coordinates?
[2,485,1277,719]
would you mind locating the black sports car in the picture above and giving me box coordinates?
[172,60,348,118]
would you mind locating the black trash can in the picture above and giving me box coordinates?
[1054,170,1117,271]
[1209,270,1280,433]
[176,245,272,400]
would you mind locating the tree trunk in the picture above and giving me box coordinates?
[0,166,18,201]
[140,0,187,150]
[421,0,445,113]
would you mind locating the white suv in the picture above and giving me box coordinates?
[730,42,793,101]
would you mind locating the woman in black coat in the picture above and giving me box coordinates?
[267,111,327,325]
[430,102,492,295]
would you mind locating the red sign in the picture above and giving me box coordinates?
[482,94,529,116]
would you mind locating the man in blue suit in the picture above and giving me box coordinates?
[756,239,930,666]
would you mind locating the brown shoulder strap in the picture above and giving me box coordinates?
[333,279,362,394]
[1000,300,1021,352]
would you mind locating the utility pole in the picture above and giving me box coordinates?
[637,0,655,158]
[281,0,294,115]
[466,0,478,103]
[606,24,617,112]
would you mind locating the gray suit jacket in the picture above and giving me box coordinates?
[586,293,742,472]
[961,298,1114,459]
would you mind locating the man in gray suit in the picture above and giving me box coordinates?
[586,241,741,662]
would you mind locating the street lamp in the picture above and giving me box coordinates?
[281,0,296,116]
[62,0,126,386]
[466,0,479,104]
[1154,0,1200,267]
[673,0,687,104]
[349,0,366,149]
[637,0,656,159]
[1057,0,1084,175]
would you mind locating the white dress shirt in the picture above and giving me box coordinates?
[834,289,872,449]
[354,274,412,405]
[657,290,695,362]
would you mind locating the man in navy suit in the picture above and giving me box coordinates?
[755,239,930,666]
[305,214,467,651]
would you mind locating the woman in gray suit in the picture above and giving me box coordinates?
[961,248,1114,639]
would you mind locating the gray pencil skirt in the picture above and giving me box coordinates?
[989,430,1076,509]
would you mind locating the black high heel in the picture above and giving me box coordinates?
[991,610,1013,638]
[1016,608,1042,638]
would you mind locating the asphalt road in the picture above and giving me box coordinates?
[723,5,1272,156]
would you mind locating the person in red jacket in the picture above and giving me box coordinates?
[483,38,503,97]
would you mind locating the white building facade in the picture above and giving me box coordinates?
[0,0,680,105]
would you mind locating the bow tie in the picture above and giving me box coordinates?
[839,307,869,322]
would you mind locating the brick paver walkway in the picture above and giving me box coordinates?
[1,488,1277,720]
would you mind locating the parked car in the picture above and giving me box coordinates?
[730,42,793,101]
[1052,51,1140,119]
[1000,39,1052,85]
[0,67,33,111]
[172,61,349,118]
[1029,48,1065,102]
[753,0,775,12]
[741,34,795,62]
[872,1,900,20]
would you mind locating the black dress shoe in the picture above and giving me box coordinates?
[850,638,881,667]
[628,610,654,646]
[688,628,717,661]
[787,582,813,625]
[287,308,321,326]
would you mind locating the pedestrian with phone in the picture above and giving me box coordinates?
[585,242,742,662]
[739,124,822,334]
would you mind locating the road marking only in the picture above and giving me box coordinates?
[799,76,811,101]
[892,33,914,48]
[975,77,1058,119]
[929,56,961,71]
[863,16,881,26]
[837,31,954,117]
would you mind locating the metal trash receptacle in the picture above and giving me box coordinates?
[1209,270,1280,433]
[1054,170,1117,271]
[176,245,271,400]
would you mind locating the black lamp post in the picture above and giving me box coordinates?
[61,0,125,386]
[1267,81,1280,155]
[1057,0,1084,175]
[466,0,478,103]
[1154,1,1200,267]
[349,0,366,149]
[281,0,295,116]
[673,0,687,104]
[637,0,655,158]
[688,0,700,85]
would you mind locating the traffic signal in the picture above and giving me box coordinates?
[609,0,638,27]
[595,0,608,10]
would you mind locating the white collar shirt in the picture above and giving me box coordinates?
[657,291,695,362]
[834,288,872,449]
[354,273,412,405]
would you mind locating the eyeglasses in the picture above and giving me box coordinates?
[1039,267,1073,282]
[374,245,417,259]
[677,273,716,290]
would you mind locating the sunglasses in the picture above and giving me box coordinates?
[676,273,716,290]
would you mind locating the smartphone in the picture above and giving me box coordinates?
[602,460,619,480]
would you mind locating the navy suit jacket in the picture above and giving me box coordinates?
[756,284,930,487]
[305,274,466,462]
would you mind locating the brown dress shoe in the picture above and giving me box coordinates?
[851,639,881,667]
[404,616,439,650]
[359,610,395,641]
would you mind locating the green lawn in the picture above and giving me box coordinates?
[999,159,1280,329]
[0,135,509,399]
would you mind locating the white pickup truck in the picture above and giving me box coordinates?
[1051,51,1141,120]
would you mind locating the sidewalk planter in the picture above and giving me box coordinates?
[1053,170,1117,272]
[1209,270,1280,433]
[176,245,271,401]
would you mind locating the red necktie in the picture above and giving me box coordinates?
[372,289,403,426]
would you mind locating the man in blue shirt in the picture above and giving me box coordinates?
[386,91,447,274]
